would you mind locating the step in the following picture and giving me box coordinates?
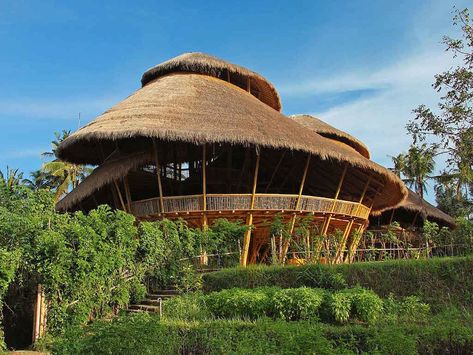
[150,289,180,295]
[140,299,164,306]
[128,304,161,313]
[147,293,178,300]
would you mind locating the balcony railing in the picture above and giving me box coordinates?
[130,193,371,220]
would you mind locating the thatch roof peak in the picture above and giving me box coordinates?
[290,114,370,159]
[141,52,282,111]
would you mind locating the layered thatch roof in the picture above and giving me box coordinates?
[56,151,152,212]
[290,114,370,158]
[397,189,456,228]
[56,53,407,213]
[142,52,281,111]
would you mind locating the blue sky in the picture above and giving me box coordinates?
[0,0,468,201]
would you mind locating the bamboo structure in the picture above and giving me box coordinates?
[54,52,408,265]
[32,284,47,343]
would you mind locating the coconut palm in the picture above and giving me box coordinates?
[392,145,436,199]
[41,131,91,201]
[0,167,24,191]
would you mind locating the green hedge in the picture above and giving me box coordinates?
[52,313,473,355]
[202,257,473,310]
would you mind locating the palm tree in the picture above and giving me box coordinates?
[41,131,91,201]
[392,144,436,199]
[0,167,24,191]
[23,169,62,191]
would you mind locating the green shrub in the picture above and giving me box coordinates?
[163,292,210,321]
[350,287,383,324]
[383,295,431,324]
[204,287,274,320]
[271,287,325,321]
[203,257,473,311]
[52,312,473,354]
[326,290,353,323]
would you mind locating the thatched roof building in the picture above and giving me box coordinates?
[370,189,456,229]
[56,52,408,265]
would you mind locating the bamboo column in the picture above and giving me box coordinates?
[152,139,165,214]
[335,176,372,263]
[241,149,261,266]
[321,163,349,236]
[32,284,46,343]
[200,144,209,265]
[124,176,132,213]
[113,180,127,212]
[282,154,311,263]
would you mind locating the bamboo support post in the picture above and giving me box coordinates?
[282,154,311,262]
[336,176,372,262]
[241,149,260,266]
[124,176,132,212]
[114,180,127,212]
[32,284,46,343]
[321,163,348,236]
[152,139,165,213]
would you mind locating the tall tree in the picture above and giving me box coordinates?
[391,144,436,199]
[0,167,24,191]
[41,131,91,201]
[407,7,473,217]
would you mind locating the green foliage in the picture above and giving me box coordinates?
[326,290,353,323]
[272,287,325,321]
[203,256,473,311]
[350,288,383,324]
[162,292,209,321]
[407,8,473,218]
[205,287,274,320]
[51,312,473,355]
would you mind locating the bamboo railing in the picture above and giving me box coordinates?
[130,193,371,219]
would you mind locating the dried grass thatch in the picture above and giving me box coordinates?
[398,189,456,228]
[56,151,152,212]
[290,114,370,158]
[56,55,407,213]
[142,52,281,111]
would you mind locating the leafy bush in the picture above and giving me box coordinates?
[205,287,274,320]
[162,292,209,321]
[350,287,383,324]
[272,287,325,321]
[52,312,473,355]
[383,295,431,324]
[203,257,473,311]
[325,290,353,323]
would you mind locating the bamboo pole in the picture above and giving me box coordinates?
[114,180,127,212]
[152,139,165,213]
[282,154,311,262]
[321,163,348,236]
[241,149,260,266]
[124,175,132,212]
[201,144,208,264]
[336,176,372,262]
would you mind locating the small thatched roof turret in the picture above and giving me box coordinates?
[142,52,282,111]
[290,114,370,158]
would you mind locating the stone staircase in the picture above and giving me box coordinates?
[127,289,179,314]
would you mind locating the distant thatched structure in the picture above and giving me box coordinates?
[371,189,456,229]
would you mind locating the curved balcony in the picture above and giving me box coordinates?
[129,193,371,220]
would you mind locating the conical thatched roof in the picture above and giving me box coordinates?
[56,53,407,213]
[290,114,370,158]
[142,52,281,111]
[398,189,456,228]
